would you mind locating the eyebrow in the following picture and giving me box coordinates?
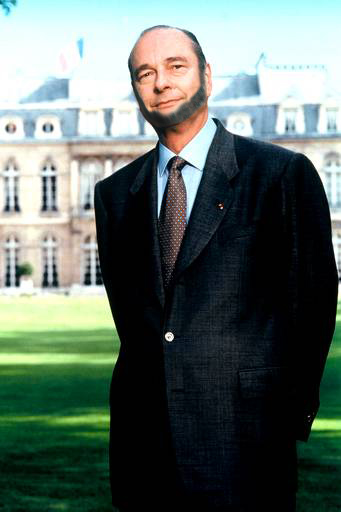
[133,56,189,80]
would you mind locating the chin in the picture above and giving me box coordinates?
[136,77,207,130]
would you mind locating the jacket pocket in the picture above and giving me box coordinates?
[217,222,258,244]
[238,366,288,399]
[237,366,292,442]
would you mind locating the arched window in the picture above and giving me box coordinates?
[4,235,19,287]
[80,159,102,210]
[83,235,102,286]
[324,153,341,208]
[3,160,20,212]
[41,161,57,211]
[42,235,58,288]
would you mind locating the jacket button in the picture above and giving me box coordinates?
[165,332,174,342]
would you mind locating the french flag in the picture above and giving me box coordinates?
[59,38,84,75]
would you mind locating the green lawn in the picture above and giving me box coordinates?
[296,302,341,512]
[0,296,340,511]
[0,296,117,512]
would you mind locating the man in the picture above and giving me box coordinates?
[95,25,338,512]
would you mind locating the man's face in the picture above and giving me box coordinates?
[130,28,212,129]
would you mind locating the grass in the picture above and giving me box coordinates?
[0,296,340,511]
[0,296,117,512]
[296,303,341,512]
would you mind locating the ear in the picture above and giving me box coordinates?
[204,63,212,98]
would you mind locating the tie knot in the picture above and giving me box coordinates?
[168,156,187,174]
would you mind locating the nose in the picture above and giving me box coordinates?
[154,69,171,92]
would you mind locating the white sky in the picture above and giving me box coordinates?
[0,0,340,90]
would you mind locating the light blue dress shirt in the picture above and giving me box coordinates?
[157,117,217,222]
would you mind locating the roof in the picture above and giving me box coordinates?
[213,74,260,101]
[20,78,69,104]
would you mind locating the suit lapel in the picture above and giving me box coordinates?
[174,122,240,281]
[129,147,165,308]
[128,122,240,306]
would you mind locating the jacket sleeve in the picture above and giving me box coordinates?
[281,152,338,441]
[94,181,116,312]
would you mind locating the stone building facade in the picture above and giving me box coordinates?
[0,85,156,292]
[1,57,341,292]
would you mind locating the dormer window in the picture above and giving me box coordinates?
[318,101,340,134]
[276,98,305,135]
[5,123,17,134]
[78,108,105,136]
[35,116,62,139]
[226,112,253,136]
[111,103,139,136]
[43,122,54,133]
[0,117,24,139]
[326,108,338,132]
[283,108,297,133]
[233,120,245,131]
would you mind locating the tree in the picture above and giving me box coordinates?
[17,262,34,278]
[0,0,17,14]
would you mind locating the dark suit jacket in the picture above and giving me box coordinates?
[95,120,338,510]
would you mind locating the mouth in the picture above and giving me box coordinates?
[153,98,181,109]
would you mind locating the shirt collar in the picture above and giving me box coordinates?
[158,116,217,176]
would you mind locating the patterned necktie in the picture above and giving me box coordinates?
[159,156,187,290]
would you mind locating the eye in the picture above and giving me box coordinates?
[137,71,153,82]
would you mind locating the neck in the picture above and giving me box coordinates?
[156,106,208,154]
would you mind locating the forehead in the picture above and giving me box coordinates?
[131,29,196,69]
